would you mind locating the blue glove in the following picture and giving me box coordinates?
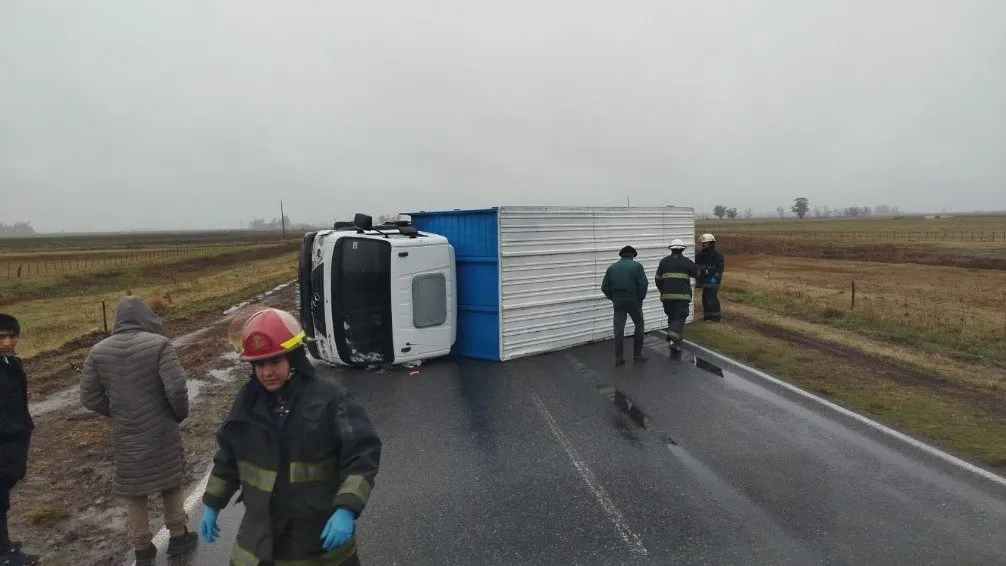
[200,506,220,543]
[320,508,355,551]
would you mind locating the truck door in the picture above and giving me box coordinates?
[392,242,456,361]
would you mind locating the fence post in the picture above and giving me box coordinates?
[851,281,856,311]
[102,301,109,335]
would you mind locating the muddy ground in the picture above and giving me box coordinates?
[9,284,297,565]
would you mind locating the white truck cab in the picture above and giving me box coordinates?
[297,214,457,366]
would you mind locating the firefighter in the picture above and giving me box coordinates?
[199,308,381,565]
[655,240,699,358]
[696,233,725,321]
[601,246,649,366]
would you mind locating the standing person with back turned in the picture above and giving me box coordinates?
[80,296,197,565]
[655,240,699,359]
[0,314,39,566]
[601,246,649,366]
[199,307,381,565]
[696,233,725,321]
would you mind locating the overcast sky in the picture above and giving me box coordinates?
[2,1,1004,232]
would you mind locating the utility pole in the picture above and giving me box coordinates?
[626,197,630,207]
[280,200,287,239]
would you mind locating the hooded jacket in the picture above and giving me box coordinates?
[81,296,190,497]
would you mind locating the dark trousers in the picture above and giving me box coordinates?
[613,299,645,360]
[1,483,11,553]
[663,300,690,345]
[701,287,721,320]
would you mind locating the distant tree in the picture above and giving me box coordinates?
[821,206,832,218]
[713,205,727,220]
[862,206,872,217]
[744,208,753,219]
[377,214,400,224]
[791,197,810,219]
[0,221,35,235]
[697,212,711,220]
[725,207,738,219]
[776,206,785,219]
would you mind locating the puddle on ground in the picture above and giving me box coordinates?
[28,283,292,417]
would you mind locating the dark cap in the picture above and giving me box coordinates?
[0,314,20,335]
[618,245,638,258]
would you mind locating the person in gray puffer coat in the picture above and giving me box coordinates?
[80,296,197,564]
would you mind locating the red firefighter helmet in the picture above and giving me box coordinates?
[239,308,306,362]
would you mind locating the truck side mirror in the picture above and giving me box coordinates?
[353,213,373,230]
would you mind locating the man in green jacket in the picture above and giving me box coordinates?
[601,246,649,366]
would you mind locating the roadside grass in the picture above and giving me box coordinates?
[697,213,1006,235]
[11,251,298,359]
[716,255,1006,368]
[685,319,1006,474]
[0,242,298,304]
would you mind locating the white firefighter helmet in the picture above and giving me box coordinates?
[668,239,687,250]
[699,233,716,244]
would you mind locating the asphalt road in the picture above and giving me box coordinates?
[137,335,1006,565]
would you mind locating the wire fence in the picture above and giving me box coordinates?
[4,245,228,279]
[734,276,1006,340]
[712,229,1004,243]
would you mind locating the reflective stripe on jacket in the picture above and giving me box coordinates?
[203,370,381,565]
[655,253,699,301]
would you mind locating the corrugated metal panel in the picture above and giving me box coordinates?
[405,208,501,361]
[498,206,694,361]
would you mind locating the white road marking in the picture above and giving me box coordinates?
[529,392,649,557]
[681,337,1006,489]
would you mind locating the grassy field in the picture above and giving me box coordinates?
[690,213,1006,473]
[1,232,303,392]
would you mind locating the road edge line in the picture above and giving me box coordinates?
[529,392,649,557]
[678,335,1006,489]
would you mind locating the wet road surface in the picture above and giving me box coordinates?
[137,335,1006,565]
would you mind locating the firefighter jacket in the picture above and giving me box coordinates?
[601,258,649,302]
[0,354,34,486]
[202,367,381,565]
[655,253,699,302]
[696,247,725,288]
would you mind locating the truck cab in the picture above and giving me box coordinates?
[297,214,457,366]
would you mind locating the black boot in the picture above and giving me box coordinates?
[167,529,198,557]
[134,543,157,566]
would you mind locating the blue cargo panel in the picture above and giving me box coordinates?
[405,208,500,361]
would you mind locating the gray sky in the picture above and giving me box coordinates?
[2,1,1004,232]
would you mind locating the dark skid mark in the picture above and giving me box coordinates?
[694,356,725,377]
[567,354,678,446]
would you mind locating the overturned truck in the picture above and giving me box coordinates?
[297,206,695,367]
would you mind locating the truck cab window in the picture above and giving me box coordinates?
[332,237,393,364]
[412,273,447,328]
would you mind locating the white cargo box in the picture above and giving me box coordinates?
[405,206,696,361]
